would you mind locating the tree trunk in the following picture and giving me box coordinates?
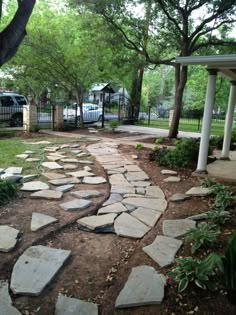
[0,0,36,67]
[75,91,84,128]
[168,65,188,138]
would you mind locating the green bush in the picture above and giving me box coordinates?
[135,143,144,150]
[109,120,119,133]
[0,179,18,206]
[155,137,164,144]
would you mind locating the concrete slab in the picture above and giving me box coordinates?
[0,281,22,315]
[163,219,196,238]
[77,213,117,231]
[30,190,63,200]
[71,190,102,199]
[55,294,98,315]
[98,202,127,215]
[31,213,58,231]
[131,207,162,227]
[0,226,19,252]
[122,197,167,212]
[42,162,63,170]
[21,181,49,191]
[60,199,92,211]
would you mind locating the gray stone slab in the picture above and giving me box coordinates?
[125,171,149,182]
[63,164,78,170]
[4,167,23,175]
[145,186,165,199]
[44,146,60,152]
[163,219,196,238]
[0,281,22,315]
[24,151,34,154]
[125,204,137,211]
[129,181,151,187]
[55,294,98,315]
[42,162,63,170]
[66,171,95,178]
[78,160,94,164]
[188,211,230,221]
[70,144,80,148]
[48,153,65,158]
[60,199,92,211]
[163,176,181,183]
[185,187,211,196]
[77,213,117,231]
[136,187,145,195]
[71,190,102,199]
[1,174,23,182]
[21,181,49,191]
[115,265,165,308]
[25,141,51,145]
[98,202,127,215]
[131,207,162,227]
[26,158,41,162]
[60,158,79,163]
[77,152,90,157]
[122,197,167,212]
[143,236,183,267]
[30,190,63,200]
[0,226,19,252]
[110,185,135,195]
[161,170,178,175]
[109,174,132,186]
[170,193,190,202]
[82,177,107,184]
[16,154,29,160]
[10,245,71,296]
[31,212,58,231]
[49,177,80,186]
[22,174,38,183]
[107,168,126,175]
[47,156,61,162]
[60,144,70,149]
[125,165,142,172]
[103,193,123,206]
[84,166,92,172]
[114,213,151,239]
[42,172,66,180]
[55,184,75,193]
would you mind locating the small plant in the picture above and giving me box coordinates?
[109,120,119,133]
[169,253,223,292]
[155,137,164,144]
[135,143,144,150]
[206,209,229,225]
[185,223,221,254]
[0,179,19,206]
[152,145,160,152]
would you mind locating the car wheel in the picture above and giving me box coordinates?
[10,113,23,127]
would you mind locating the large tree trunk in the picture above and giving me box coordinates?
[75,91,84,128]
[0,0,36,67]
[168,64,188,138]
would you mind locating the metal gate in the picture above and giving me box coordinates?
[37,102,54,129]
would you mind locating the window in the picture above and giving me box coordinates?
[0,96,14,107]
[15,96,27,105]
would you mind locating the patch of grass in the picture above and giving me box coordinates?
[0,179,19,206]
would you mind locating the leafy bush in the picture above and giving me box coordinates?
[152,145,160,152]
[155,137,164,144]
[109,120,119,133]
[206,209,229,225]
[135,143,144,150]
[0,179,18,206]
[185,223,221,254]
[222,233,236,292]
[169,253,223,292]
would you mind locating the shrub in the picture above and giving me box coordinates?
[155,137,164,144]
[206,209,229,225]
[135,143,144,150]
[0,179,18,206]
[109,120,119,133]
[152,145,160,152]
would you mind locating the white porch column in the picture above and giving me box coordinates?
[221,81,236,159]
[196,69,217,173]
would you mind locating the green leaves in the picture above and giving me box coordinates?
[0,179,18,206]
[223,233,236,290]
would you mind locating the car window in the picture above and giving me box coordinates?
[15,96,27,105]
[0,96,14,107]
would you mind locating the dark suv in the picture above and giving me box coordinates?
[0,92,28,126]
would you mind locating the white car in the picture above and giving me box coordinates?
[63,103,102,123]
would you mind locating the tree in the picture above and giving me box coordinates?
[0,0,36,67]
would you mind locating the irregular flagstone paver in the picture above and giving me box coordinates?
[44,147,60,152]
[143,236,183,267]
[125,164,142,172]
[77,213,117,231]
[71,190,102,199]
[125,204,137,211]
[63,164,78,170]
[49,153,65,158]
[10,246,71,296]
[107,168,126,175]
[161,170,178,175]
[185,187,211,196]
[131,207,162,227]
[49,177,80,186]
[42,162,63,170]
[188,211,230,221]
[77,152,90,157]
[22,174,38,183]
[47,156,61,162]
[60,158,79,163]
[122,197,167,212]
[136,187,145,195]
[170,193,191,202]
[125,171,149,182]
[16,154,29,160]
[98,202,127,215]
[55,184,75,193]
[31,212,58,231]
[103,163,129,170]
[163,219,196,238]
[82,176,107,185]
[109,174,132,186]
[129,181,151,187]
[60,144,70,149]
[21,181,49,191]
[84,166,92,172]
[1,174,23,182]
[24,150,34,154]
[26,158,41,162]
[103,193,123,206]
[24,141,51,145]
[0,226,19,252]
[55,294,98,315]
[114,213,151,239]
[30,190,63,200]
[115,266,165,308]
[4,167,23,174]
[111,185,135,195]
[60,199,92,211]
[42,172,66,180]
[145,186,165,199]
[66,170,95,178]
[123,194,162,199]
[163,176,181,183]
[70,144,80,148]
[0,281,22,315]
[78,160,94,165]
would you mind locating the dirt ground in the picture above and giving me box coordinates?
[0,132,236,315]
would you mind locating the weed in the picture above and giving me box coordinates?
[109,120,119,133]
[0,179,19,206]
[155,137,164,144]
[135,143,144,150]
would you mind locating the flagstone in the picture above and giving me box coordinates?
[125,171,149,182]
[55,294,98,315]
[163,176,181,183]
[21,181,49,191]
[125,164,142,172]
[70,144,80,148]
[60,158,79,163]
[129,181,151,187]
[98,202,127,215]
[145,186,165,199]
[110,185,135,195]
[71,190,102,199]
[44,147,60,152]
[78,160,94,164]
[22,174,38,182]
[63,164,78,170]
[60,144,70,149]
[84,166,92,172]
[82,176,107,184]
[77,152,91,157]
[49,177,80,186]
[109,174,132,186]
[16,154,29,160]
[0,226,19,252]
[0,281,22,315]
[131,207,162,227]
[1,174,23,182]
[136,187,145,195]
[42,162,63,170]
[170,193,190,202]
[30,213,58,231]
[4,167,23,174]
[60,199,92,211]
[42,172,66,180]
[47,156,61,162]
[103,193,123,206]
[163,219,196,238]
[107,168,126,175]
[77,213,117,231]
[30,190,63,200]
[161,170,178,175]
[24,150,34,154]
[26,158,41,162]
[71,150,82,154]
[66,170,95,178]
[122,197,167,212]
[55,184,75,193]
[49,153,65,157]
[185,187,211,196]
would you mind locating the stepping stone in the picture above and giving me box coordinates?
[188,211,230,221]
[111,185,135,195]
[21,175,38,183]
[77,213,117,231]
[42,172,66,180]
[0,281,22,315]
[78,160,94,164]
[49,178,80,186]
[24,150,34,154]
[0,226,19,252]
[163,176,181,183]
[170,193,190,202]
[55,294,98,315]
[63,164,78,170]
[47,156,61,162]
[143,236,183,267]
[125,204,137,211]
[71,190,102,199]
[10,245,71,296]
[25,141,51,145]
[125,171,149,182]
[136,187,145,195]
[71,150,82,154]
[185,187,211,196]
[1,174,23,182]
[114,213,150,239]
[163,219,196,238]
[60,144,70,149]
[103,193,123,206]
[129,181,151,187]
[49,153,65,158]
[125,165,142,172]
[145,186,165,199]
[44,147,60,152]
[31,213,58,231]
[115,266,165,308]
[42,162,63,170]
[109,174,131,186]
[66,171,95,178]
[26,158,41,162]
[21,181,49,191]
[4,167,23,174]
[84,166,92,172]
[60,199,92,211]
[70,144,80,148]
[98,202,127,215]
[103,163,127,170]
[122,197,167,212]
[131,208,162,227]
[131,154,138,160]
[77,152,90,157]
[60,158,79,163]
[30,190,63,200]
[161,170,178,175]
[82,177,106,185]
[16,154,29,160]
[107,168,126,175]
[55,184,75,193]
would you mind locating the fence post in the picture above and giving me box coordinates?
[169,109,174,127]
[23,103,38,132]
[54,105,64,130]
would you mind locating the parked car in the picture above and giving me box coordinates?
[63,103,102,123]
[0,92,28,126]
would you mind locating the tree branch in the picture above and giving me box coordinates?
[191,40,236,53]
